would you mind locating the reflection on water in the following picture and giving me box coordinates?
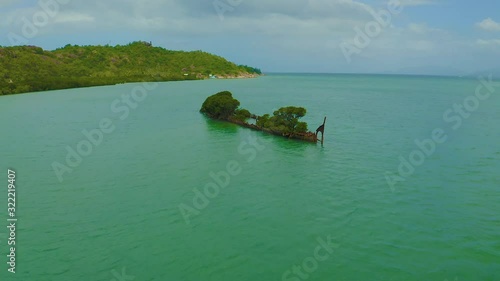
[203,114,319,156]
[203,116,239,134]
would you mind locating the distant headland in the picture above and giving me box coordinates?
[0,41,261,95]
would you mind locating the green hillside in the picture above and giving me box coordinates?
[0,41,261,95]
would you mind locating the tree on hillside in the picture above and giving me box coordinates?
[0,43,261,95]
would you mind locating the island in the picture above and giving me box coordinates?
[200,91,326,143]
[0,41,261,95]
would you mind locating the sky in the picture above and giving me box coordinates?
[1,0,499,75]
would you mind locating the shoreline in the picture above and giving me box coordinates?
[212,73,262,79]
[0,74,263,97]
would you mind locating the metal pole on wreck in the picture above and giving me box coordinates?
[316,117,327,145]
[321,117,326,145]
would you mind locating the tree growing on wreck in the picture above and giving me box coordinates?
[256,106,308,134]
[200,91,251,120]
[234,108,252,122]
[201,91,319,143]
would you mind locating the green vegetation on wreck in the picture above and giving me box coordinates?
[200,91,318,142]
[0,41,262,95]
[256,107,308,134]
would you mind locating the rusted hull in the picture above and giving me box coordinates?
[225,119,319,143]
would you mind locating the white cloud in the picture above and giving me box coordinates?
[0,0,497,74]
[476,39,500,46]
[398,0,436,7]
[407,23,443,34]
[53,13,95,24]
[408,40,434,51]
[48,0,379,37]
[0,0,15,7]
[476,18,500,32]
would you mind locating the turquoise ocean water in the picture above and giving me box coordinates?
[0,74,499,281]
